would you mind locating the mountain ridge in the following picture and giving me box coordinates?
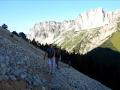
[27,8,120,54]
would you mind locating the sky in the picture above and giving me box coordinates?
[0,0,120,34]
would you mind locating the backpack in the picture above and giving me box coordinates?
[47,48,54,58]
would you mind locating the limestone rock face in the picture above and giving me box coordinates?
[75,8,108,30]
[27,20,75,44]
[27,8,120,54]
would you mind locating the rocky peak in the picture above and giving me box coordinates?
[75,8,107,30]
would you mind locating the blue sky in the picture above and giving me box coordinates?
[0,0,120,34]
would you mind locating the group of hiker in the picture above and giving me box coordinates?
[44,44,61,74]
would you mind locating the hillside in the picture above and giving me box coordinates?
[100,22,120,52]
[0,27,111,90]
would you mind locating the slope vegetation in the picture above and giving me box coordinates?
[100,22,120,52]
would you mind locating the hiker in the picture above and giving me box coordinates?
[55,48,61,69]
[44,44,55,74]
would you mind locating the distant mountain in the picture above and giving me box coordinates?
[27,8,120,54]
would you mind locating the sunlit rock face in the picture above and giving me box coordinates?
[27,20,75,44]
[27,21,61,44]
[27,8,120,54]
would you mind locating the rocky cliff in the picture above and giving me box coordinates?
[0,27,111,89]
[27,8,120,54]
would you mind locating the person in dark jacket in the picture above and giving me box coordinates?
[55,48,61,69]
[44,44,55,74]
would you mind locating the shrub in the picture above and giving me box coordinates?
[19,32,26,40]
[12,31,19,37]
[2,24,8,29]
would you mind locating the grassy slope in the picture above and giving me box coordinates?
[100,21,120,52]
[54,26,101,54]
[111,31,120,51]
[100,31,120,52]
[60,27,101,53]
[57,21,120,53]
